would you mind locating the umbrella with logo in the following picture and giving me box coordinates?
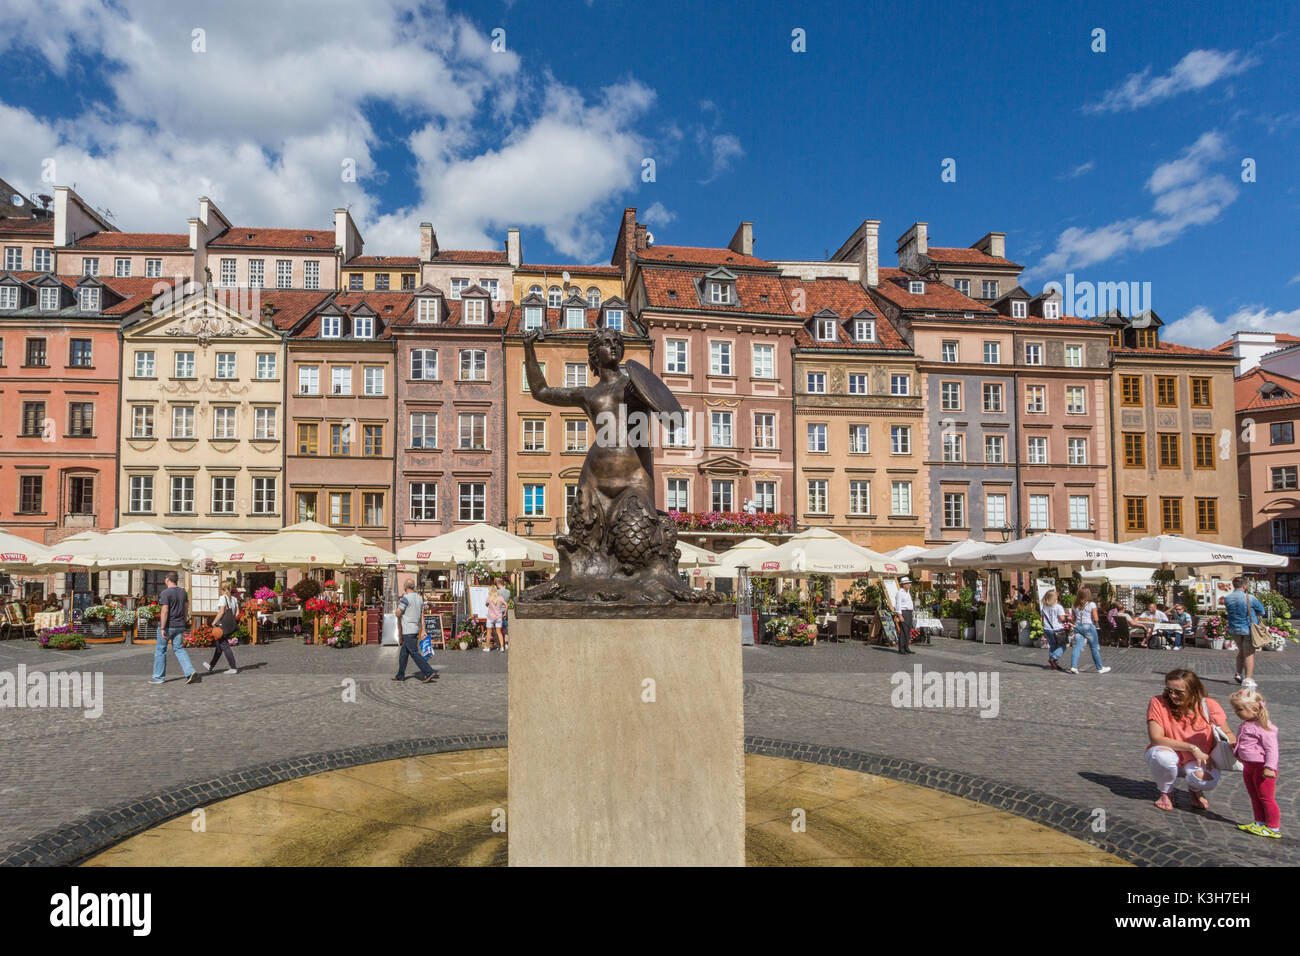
[0,529,52,571]
[945,532,1167,571]
[396,523,557,571]
[674,540,720,569]
[747,526,907,577]
[35,522,193,570]
[1124,535,1289,570]
[907,540,991,568]
[213,520,372,570]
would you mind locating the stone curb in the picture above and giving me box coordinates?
[1,732,1205,867]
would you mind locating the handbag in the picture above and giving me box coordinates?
[213,598,238,639]
[1250,621,1272,649]
[1201,699,1242,772]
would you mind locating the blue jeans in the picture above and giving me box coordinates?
[1070,623,1103,671]
[1045,628,1066,660]
[153,626,195,680]
[396,632,435,679]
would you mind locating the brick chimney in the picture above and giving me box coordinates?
[420,222,437,261]
[896,222,927,273]
[507,227,521,267]
[973,231,1006,260]
[728,221,753,256]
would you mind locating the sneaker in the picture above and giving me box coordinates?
[497,646,505,652]
[1234,673,1243,684]
[227,669,238,675]
[148,678,165,685]
[1258,825,1282,839]
[203,662,212,672]
[185,673,198,684]
[1098,666,1112,674]
[482,647,491,652]
[1069,667,1079,674]
[1243,678,1259,690]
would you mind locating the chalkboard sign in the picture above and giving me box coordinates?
[876,611,899,645]
[423,613,443,641]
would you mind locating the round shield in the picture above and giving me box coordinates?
[624,360,684,420]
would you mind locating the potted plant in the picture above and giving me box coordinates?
[1011,603,1041,647]
[1202,612,1229,650]
[38,625,85,650]
[183,624,217,648]
[81,603,112,638]
[455,629,472,650]
[958,587,978,640]
[1257,590,1296,651]
[110,603,135,641]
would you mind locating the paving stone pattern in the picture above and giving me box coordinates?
[0,635,1294,865]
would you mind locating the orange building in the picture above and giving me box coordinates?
[1235,367,1300,605]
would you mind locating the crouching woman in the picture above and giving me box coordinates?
[1146,668,1235,811]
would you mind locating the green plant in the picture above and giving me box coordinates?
[1257,590,1297,642]
[39,626,85,650]
[852,580,883,610]
[1134,591,1156,609]
[82,604,113,621]
[293,578,322,602]
[957,586,978,625]
[273,581,283,594]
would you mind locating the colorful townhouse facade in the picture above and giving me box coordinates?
[620,213,801,543]
[1102,310,1241,544]
[391,282,509,545]
[1234,367,1300,603]
[284,291,400,549]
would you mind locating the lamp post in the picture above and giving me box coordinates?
[524,519,534,537]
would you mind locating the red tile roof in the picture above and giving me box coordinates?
[250,291,335,330]
[428,249,509,264]
[1235,367,1300,412]
[208,228,334,250]
[925,246,1022,268]
[292,291,409,338]
[72,231,190,250]
[1114,340,1234,358]
[779,277,909,351]
[520,263,624,277]
[388,294,509,329]
[636,245,768,269]
[0,217,54,236]
[871,267,998,314]
[345,256,419,268]
[641,268,794,316]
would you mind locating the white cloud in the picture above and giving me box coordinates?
[641,202,676,227]
[1164,304,1300,349]
[1026,132,1237,281]
[701,134,744,184]
[1061,160,1095,180]
[1288,274,1300,286]
[1085,48,1256,113]
[0,0,653,261]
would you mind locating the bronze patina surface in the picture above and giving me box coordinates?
[516,327,722,609]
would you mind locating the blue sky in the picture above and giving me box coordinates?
[1,0,1296,345]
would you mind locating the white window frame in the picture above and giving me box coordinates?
[806,371,826,394]
[363,366,384,396]
[891,480,912,516]
[752,343,775,379]
[807,423,827,453]
[665,339,688,374]
[1027,436,1048,465]
[174,351,195,379]
[411,349,438,381]
[211,477,235,514]
[709,340,733,376]
[459,349,486,381]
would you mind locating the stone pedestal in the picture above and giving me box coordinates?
[507,614,744,866]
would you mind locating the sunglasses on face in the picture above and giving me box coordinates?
[1165,687,1186,696]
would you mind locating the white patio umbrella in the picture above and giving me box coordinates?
[37,522,192,570]
[1080,566,1158,588]
[674,540,720,569]
[0,529,52,570]
[690,537,780,579]
[188,530,246,559]
[345,535,407,570]
[946,532,1167,571]
[397,523,557,571]
[1125,535,1289,569]
[907,540,990,568]
[883,545,930,563]
[213,520,371,570]
[748,526,908,577]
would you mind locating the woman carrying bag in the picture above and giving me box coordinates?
[205,581,240,675]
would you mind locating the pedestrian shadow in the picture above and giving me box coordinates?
[1079,771,1239,824]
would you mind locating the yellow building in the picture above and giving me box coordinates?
[340,255,420,292]
[512,264,623,306]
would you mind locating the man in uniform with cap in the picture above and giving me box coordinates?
[896,576,915,655]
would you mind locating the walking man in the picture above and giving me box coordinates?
[152,571,198,685]
[896,576,915,655]
[393,579,437,683]
[1226,577,1266,688]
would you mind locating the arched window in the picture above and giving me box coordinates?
[529,284,543,297]
[586,287,601,309]
[547,286,562,308]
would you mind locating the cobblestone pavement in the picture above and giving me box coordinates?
[0,634,1294,864]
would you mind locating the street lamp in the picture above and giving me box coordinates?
[467,537,486,559]
[524,519,534,537]
[1001,523,1014,543]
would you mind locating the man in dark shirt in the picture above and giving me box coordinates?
[152,571,198,685]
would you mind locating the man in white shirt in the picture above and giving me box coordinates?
[393,580,436,683]
[895,577,915,655]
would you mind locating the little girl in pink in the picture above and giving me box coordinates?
[1231,688,1280,838]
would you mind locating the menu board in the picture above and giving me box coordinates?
[876,611,899,645]
[190,573,220,613]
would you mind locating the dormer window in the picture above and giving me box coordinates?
[416,298,440,324]
[1011,300,1027,318]
[523,306,544,331]
[565,307,585,330]
[1135,328,1158,349]
[547,286,563,308]
[854,318,876,343]
[528,284,543,297]
[321,315,342,338]
[0,285,17,310]
[353,316,374,339]
[450,278,469,300]
[708,281,732,304]
[604,308,624,331]
[77,287,100,312]
[816,318,837,342]
[908,279,926,294]
[1044,301,1060,319]
[40,286,60,311]
[463,299,486,324]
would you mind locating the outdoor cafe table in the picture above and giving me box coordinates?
[33,610,64,630]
